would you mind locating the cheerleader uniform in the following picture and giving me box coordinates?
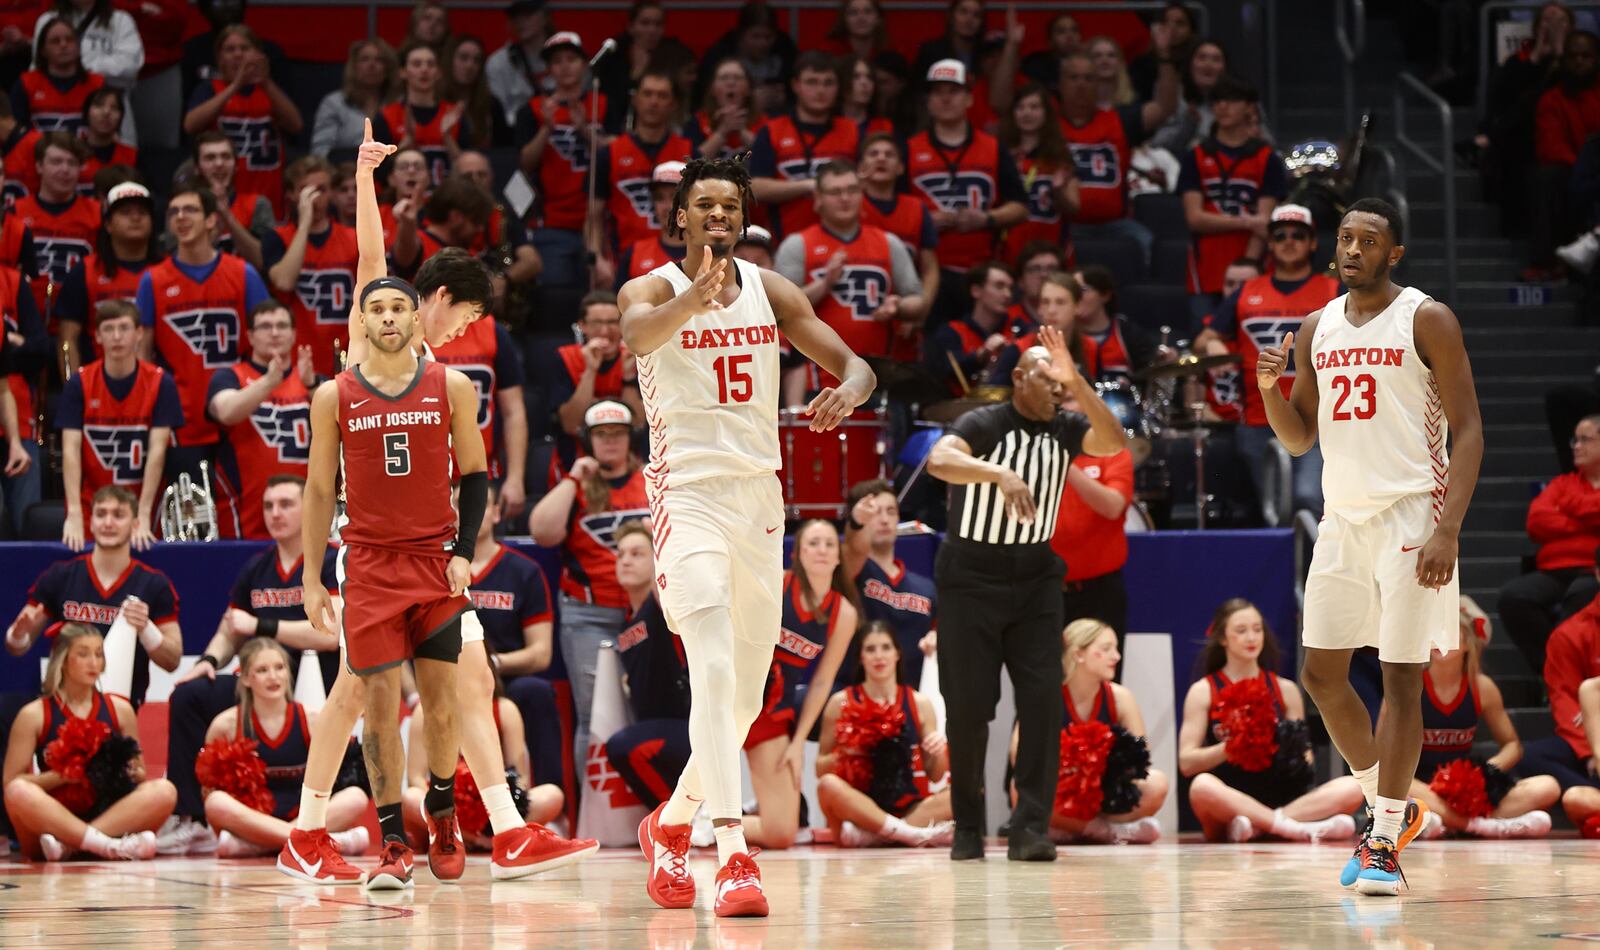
[240,702,311,821]
[1415,671,1479,782]
[35,691,122,788]
[743,572,848,749]
[1204,669,1307,808]
[836,684,930,816]
[1062,682,1118,728]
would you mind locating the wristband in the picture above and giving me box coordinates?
[452,471,490,560]
[137,623,164,652]
[199,654,221,670]
[256,616,279,639]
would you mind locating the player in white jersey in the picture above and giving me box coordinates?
[278,119,596,887]
[618,156,876,918]
[1256,198,1483,897]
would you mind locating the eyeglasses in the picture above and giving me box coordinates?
[1572,435,1599,446]
[1270,229,1310,242]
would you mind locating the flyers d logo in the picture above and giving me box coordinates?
[296,269,354,326]
[811,264,890,321]
[1068,143,1121,187]
[912,171,995,211]
[84,425,147,482]
[549,124,590,170]
[218,116,280,170]
[1025,174,1058,222]
[617,178,656,226]
[164,308,241,368]
[34,236,92,280]
[249,400,312,462]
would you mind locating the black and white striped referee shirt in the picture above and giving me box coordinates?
[945,403,1089,546]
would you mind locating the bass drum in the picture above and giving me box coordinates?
[1124,499,1154,533]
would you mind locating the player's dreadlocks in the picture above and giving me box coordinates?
[667,153,757,240]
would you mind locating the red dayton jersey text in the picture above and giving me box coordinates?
[905,128,1002,270]
[212,80,284,216]
[147,254,251,447]
[336,359,458,557]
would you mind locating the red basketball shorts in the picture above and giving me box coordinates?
[338,544,469,675]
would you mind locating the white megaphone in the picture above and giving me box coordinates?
[295,650,327,713]
[97,598,139,698]
[576,643,648,846]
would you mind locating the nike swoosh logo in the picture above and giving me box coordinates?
[291,842,322,876]
[507,839,531,860]
[1400,545,1422,553]
[349,398,370,410]
[766,526,780,534]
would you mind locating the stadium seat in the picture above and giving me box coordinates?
[1150,238,1190,286]
[1073,237,1145,288]
[1133,193,1188,240]
[22,500,65,542]
[1119,284,1191,336]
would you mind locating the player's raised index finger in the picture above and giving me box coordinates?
[364,117,373,143]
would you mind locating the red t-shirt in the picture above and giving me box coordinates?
[1536,82,1600,166]
[1544,598,1600,760]
[1528,471,1600,571]
[1051,449,1134,581]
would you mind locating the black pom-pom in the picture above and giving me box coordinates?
[1100,725,1151,816]
[866,735,919,815]
[1479,758,1515,808]
[505,768,531,818]
[334,738,370,794]
[1268,719,1315,791]
[82,733,141,820]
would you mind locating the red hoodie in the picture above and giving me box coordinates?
[1536,82,1600,165]
[1527,471,1600,571]
[1545,598,1600,760]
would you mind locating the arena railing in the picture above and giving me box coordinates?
[1260,438,1293,528]
[1334,0,1366,133]
[247,0,1207,56]
[1393,71,1457,304]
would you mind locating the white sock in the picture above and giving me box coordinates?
[481,783,522,836]
[1464,816,1503,838]
[80,826,116,857]
[1351,762,1380,808]
[1268,809,1310,840]
[713,821,748,866]
[1372,795,1406,843]
[294,786,331,832]
[878,814,919,844]
[661,788,702,828]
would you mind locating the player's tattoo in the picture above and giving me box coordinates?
[363,728,396,801]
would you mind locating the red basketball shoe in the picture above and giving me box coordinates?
[366,840,415,890]
[276,828,366,885]
[639,803,695,909]
[426,812,466,883]
[713,852,768,918]
[489,823,599,880]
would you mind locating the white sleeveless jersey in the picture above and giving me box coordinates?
[1312,286,1447,524]
[638,258,782,488]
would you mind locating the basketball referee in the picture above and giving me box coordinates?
[926,325,1127,861]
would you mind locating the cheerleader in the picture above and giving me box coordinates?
[402,649,564,851]
[200,638,370,858]
[741,519,860,850]
[1035,619,1167,844]
[816,622,953,847]
[1179,599,1363,842]
[1559,676,1600,834]
[1407,617,1559,839]
[2,624,175,860]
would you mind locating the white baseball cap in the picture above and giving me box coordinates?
[106,181,151,208]
[542,31,584,56]
[1271,204,1315,229]
[584,400,633,430]
[652,161,685,185]
[926,58,968,87]
[739,224,774,247]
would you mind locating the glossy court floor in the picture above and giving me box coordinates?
[1,839,1597,947]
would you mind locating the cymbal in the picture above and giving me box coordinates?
[1133,353,1241,381]
[920,386,1012,423]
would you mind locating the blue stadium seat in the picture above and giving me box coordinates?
[1133,193,1188,240]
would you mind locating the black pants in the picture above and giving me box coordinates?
[505,674,568,790]
[606,719,692,809]
[1497,568,1597,675]
[1061,570,1128,681]
[1519,735,1599,791]
[935,539,1064,837]
[169,675,240,821]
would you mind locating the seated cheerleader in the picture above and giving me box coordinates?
[815,621,954,847]
[1030,619,1168,844]
[1560,676,1600,837]
[198,638,370,858]
[1406,616,1559,839]
[741,519,860,850]
[1179,599,1363,843]
[3,624,176,860]
[402,649,565,851]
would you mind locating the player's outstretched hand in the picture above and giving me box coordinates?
[357,118,397,173]
[447,555,471,598]
[1257,331,1293,392]
[1416,529,1457,590]
[304,582,338,639]
[689,246,727,310]
[804,385,857,432]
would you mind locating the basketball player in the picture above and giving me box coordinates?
[1256,198,1483,896]
[282,120,595,886]
[620,155,876,918]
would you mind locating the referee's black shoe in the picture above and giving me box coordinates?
[950,828,985,861]
[1006,827,1058,862]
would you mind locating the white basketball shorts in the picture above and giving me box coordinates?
[648,473,784,646]
[1302,491,1460,664]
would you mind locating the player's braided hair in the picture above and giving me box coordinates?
[667,154,756,240]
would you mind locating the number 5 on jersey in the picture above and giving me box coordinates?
[714,355,753,404]
[384,432,411,475]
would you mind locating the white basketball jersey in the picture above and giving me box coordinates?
[1312,286,1447,524]
[638,257,782,488]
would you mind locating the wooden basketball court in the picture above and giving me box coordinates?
[2,838,1597,947]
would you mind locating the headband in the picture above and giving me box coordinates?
[360,276,420,310]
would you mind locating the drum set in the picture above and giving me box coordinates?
[773,350,1244,529]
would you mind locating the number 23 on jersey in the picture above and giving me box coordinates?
[1328,373,1377,421]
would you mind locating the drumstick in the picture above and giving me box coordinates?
[945,351,971,395]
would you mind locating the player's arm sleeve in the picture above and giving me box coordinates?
[886,234,921,295]
[242,264,271,312]
[494,322,525,389]
[55,375,84,430]
[152,371,184,429]
[135,271,155,326]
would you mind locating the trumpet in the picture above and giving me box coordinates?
[159,460,218,541]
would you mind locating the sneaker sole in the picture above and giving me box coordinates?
[638,814,695,909]
[1354,876,1402,897]
[275,854,365,886]
[714,895,770,918]
[490,841,601,881]
[364,871,415,891]
[428,858,466,885]
[1396,802,1429,853]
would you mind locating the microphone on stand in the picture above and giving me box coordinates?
[589,37,617,68]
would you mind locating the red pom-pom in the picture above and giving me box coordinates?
[1213,678,1279,772]
[44,717,110,785]
[1428,758,1491,819]
[1054,721,1114,821]
[831,693,907,795]
[1582,815,1600,840]
[452,758,489,837]
[195,737,276,815]
[50,781,97,814]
